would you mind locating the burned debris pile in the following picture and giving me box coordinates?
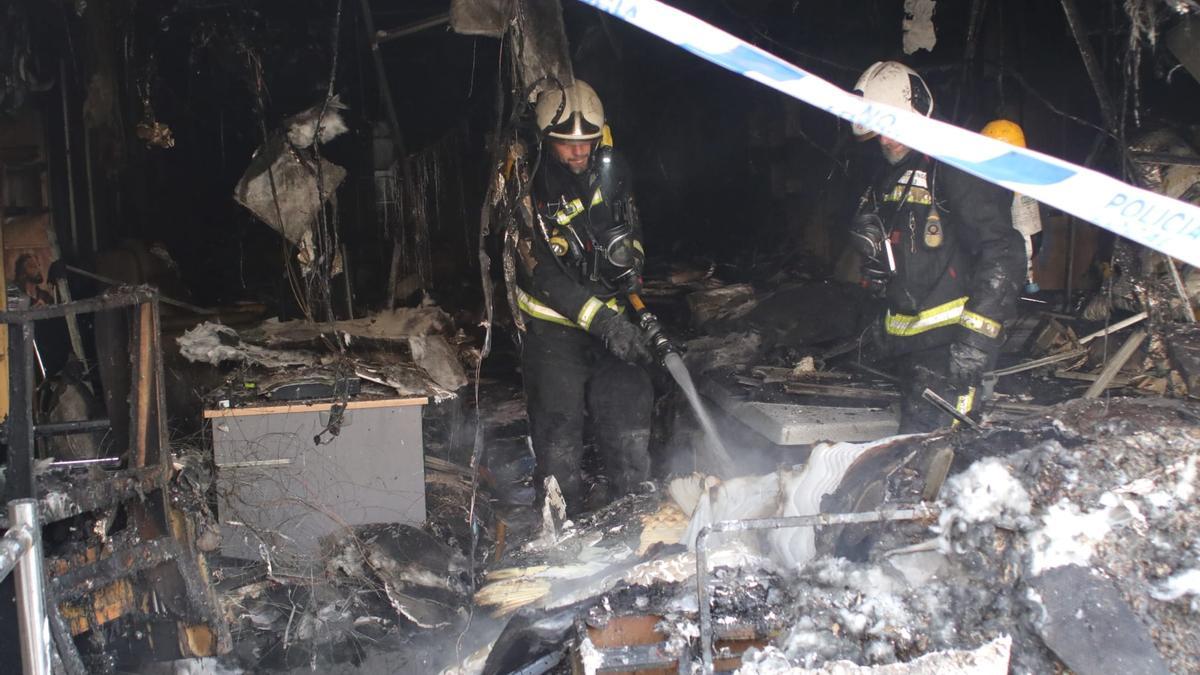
[438,398,1200,674]
[744,398,1200,673]
[176,305,470,403]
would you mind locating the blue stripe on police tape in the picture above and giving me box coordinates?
[942,151,1076,187]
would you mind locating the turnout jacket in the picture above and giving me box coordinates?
[860,153,1026,355]
[515,145,645,334]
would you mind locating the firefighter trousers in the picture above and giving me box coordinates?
[521,319,653,516]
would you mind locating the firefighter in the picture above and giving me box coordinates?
[849,62,1026,432]
[514,79,655,516]
[981,119,1044,293]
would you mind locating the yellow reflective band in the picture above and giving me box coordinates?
[591,187,604,207]
[515,288,624,329]
[577,297,605,330]
[960,310,1002,339]
[956,386,976,414]
[631,239,644,255]
[883,185,932,205]
[516,288,577,328]
[952,386,976,429]
[553,198,585,226]
[601,124,614,148]
[885,297,968,336]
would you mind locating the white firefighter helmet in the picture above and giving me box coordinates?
[852,61,934,140]
[535,80,605,141]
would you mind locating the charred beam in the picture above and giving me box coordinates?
[50,538,181,604]
[0,465,168,530]
[1084,330,1147,399]
[133,302,154,468]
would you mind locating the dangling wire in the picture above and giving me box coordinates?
[309,0,346,336]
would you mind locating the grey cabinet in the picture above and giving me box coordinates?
[207,398,427,571]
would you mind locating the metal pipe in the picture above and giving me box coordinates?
[59,59,79,256]
[1060,0,1117,133]
[357,0,409,183]
[10,499,52,675]
[49,457,120,468]
[63,265,214,315]
[695,504,940,672]
[83,126,99,254]
[357,0,412,311]
[0,518,33,580]
[30,336,45,380]
[35,418,112,438]
[0,288,157,324]
[375,12,449,43]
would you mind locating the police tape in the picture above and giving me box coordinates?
[577,0,1200,269]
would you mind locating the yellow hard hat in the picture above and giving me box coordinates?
[981,119,1026,148]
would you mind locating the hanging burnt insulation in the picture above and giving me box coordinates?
[379,128,473,303]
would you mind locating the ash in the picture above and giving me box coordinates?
[743,398,1200,672]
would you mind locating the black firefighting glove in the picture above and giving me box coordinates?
[849,213,891,297]
[948,341,990,387]
[596,314,654,366]
[860,262,891,298]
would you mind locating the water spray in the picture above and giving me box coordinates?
[628,294,735,474]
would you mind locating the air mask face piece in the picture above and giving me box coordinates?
[585,145,642,288]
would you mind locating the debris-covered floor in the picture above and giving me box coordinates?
[133,266,1200,674]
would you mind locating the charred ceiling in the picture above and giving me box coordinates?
[3,0,1196,297]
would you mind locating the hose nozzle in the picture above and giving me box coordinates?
[638,311,678,362]
[628,293,679,363]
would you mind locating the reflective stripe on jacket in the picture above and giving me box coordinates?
[516,287,623,331]
[885,297,1002,340]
